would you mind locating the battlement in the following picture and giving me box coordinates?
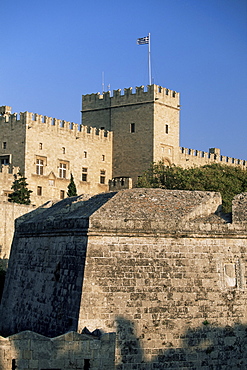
[82,84,180,111]
[179,147,247,168]
[0,108,112,141]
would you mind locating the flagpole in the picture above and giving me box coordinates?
[148,32,152,85]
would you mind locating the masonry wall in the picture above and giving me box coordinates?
[0,110,113,206]
[0,112,26,173]
[0,200,35,260]
[82,85,180,184]
[0,331,116,370]
[78,233,247,368]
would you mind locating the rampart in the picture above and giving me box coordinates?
[82,84,180,111]
[0,107,112,142]
[1,189,246,369]
[0,330,116,370]
[178,147,247,168]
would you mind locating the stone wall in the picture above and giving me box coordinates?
[0,331,116,370]
[0,189,246,369]
[0,200,35,260]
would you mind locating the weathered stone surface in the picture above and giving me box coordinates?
[0,331,116,370]
[0,189,246,369]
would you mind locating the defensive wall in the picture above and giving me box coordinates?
[0,331,116,370]
[1,189,246,369]
[178,147,247,169]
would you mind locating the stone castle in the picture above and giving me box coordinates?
[0,84,246,208]
[0,84,246,369]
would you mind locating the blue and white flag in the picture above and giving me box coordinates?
[137,35,149,45]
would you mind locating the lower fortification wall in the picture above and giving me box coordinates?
[78,234,247,369]
[0,331,116,370]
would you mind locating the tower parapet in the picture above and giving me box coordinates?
[82,84,180,111]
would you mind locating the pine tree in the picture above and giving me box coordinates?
[8,172,32,205]
[67,173,77,197]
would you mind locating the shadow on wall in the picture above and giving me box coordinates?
[116,317,247,369]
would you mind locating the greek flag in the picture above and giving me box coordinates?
[137,35,149,45]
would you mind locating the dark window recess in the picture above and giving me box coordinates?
[165,124,169,134]
[60,190,65,199]
[0,155,10,165]
[37,186,42,196]
[84,359,91,370]
[130,123,135,133]
[12,360,17,370]
[3,142,7,149]
[100,170,105,184]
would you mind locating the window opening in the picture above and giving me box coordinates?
[2,142,6,149]
[37,186,42,196]
[0,155,10,165]
[60,190,65,199]
[62,147,66,154]
[59,163,67,178]
[102,155,105,161]
[84,151,87,158]
[130,123,135,133]
[165,124,169,134]
[82,168,88,182]
[100,170,106,184]
[39,142,43,150]
[36,159,44,175]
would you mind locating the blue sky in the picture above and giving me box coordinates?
[1,0,247,160]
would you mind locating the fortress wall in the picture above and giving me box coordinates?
[0,231,89,337]
[0,190,246,368]
[0,331,116,370]
[178,147,247,169]
[0,201,35,260]
[78,234,247,367]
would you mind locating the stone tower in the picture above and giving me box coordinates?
[82,84,180,183]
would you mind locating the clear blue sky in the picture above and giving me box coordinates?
[1,0,247,160]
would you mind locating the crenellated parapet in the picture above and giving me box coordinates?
[82,84,180,111]
[0,106,112,141]
[179,147,246,168]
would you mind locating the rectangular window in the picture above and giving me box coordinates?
[60,190,65,199]
[130,123,135,133]
[165,124,169,134]
[82,167,88,182]
[39,143,43,150]
[84,151,87,158]
[100,170,106,184]
[0,155,10,165]
[36,159,44,175]
[102,155,105,161]
[59,163,67,178]
[2,142,7,149]
[37,186,42,196]
[49,179,54,186]
[62,147,65,154]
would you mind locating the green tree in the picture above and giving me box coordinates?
[8,172,32,205]
[136,163,247,212]
[67,173,77,197]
